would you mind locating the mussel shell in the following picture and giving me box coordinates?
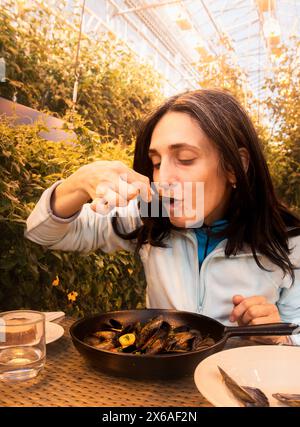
[218,366,269,407]
[165,331,196,352]
[136,315,164,348]
[93,340,116,350]
[143,323,171,354]
[145,337,168,355]
[243,387,269,407]
[192,336,215,351]
[173,325,190,333]
[121,322,141,335]
[272,393,300,407]
[218,366,256,405]
[141,322,170,350]
[121,344,137,353]
[92,330,117,340]
[101,318,123,331]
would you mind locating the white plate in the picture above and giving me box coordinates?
[45,321,64,344]
[194,345,300,407]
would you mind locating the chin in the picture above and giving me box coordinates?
[169,217,187,228]
[169,215,204,229]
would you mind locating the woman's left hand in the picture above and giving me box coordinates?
[229,294,290,344]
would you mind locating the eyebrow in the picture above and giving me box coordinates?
[148,143,201,156]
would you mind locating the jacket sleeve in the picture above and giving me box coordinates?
[25,181,143,254]
[277,236,300,346]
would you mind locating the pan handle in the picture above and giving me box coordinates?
[223,322,299,339]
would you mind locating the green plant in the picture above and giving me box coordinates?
[195,42,300,214]
[0,116,146,316]
[0,0,162,142]
[263,38,300,214]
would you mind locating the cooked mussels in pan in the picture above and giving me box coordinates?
[83,315,215,355]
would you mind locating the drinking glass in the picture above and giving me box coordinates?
[0,310,46,381]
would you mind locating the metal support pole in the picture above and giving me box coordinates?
[73,0,86,110]
[113,0,184,17]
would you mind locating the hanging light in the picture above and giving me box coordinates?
[256,0,276,13]
[270,53,278,63]
[184,31,207,56]
[194,39,207,56]
[263,17,281,45]
[270,46,282,56]
[195,44,207,56]
[263,17,281,38]
[175,14,192,31]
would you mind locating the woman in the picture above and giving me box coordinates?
[25,89,300,345]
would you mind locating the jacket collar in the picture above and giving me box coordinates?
[171,228,261,258]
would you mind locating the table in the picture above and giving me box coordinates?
[0,317,257,407]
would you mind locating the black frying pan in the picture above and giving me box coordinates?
[70,309,298,380]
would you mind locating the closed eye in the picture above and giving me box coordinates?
[152,159,196,169]
[178,159,196,165]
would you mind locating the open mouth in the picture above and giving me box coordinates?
[158,195,182,205]
[156,188,183,205]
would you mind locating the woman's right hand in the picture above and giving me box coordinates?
[51,160,152,219]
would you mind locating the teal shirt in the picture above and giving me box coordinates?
[194,219,228,268]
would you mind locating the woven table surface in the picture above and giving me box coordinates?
[0,317,256,407]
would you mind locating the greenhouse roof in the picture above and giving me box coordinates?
[115,0,300,97]
[26,0,300,98]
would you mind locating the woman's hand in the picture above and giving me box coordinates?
[229,294,290,344]
[51,160,152,219]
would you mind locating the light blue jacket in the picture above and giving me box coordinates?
[25,181,300,345]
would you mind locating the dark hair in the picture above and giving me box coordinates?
[112,89,300,282]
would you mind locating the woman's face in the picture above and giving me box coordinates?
[148,112,233,227]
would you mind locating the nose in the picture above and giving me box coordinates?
[157,158,176,187]
[156,158,181,197]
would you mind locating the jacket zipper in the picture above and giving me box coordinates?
[181,229,225,312]
[203,229,210,259]
[200,226,210,271]
[199,246,259,313]
[174,230,257,314]
[174,230,201,313]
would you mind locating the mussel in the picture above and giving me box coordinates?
[100,318,123,332]
[141,322,171,355]
[92,331,116,340]
[272,393,300,407]
[165,331,197,352]
[192,336,215,351]
[218,366,269,407]
[136,315,164,348]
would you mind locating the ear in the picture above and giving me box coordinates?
[227,148,250,187]
[238,147,250,173]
